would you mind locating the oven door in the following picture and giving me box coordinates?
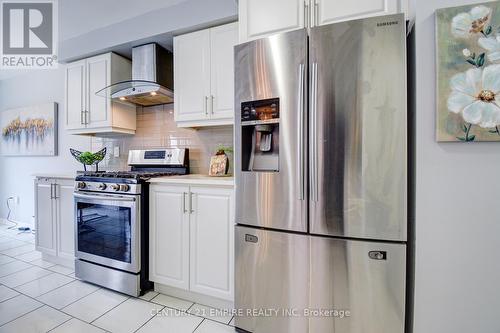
[74,192,140,273]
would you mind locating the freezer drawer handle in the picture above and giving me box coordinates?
[368,251,387,260]
[245,234,258,243]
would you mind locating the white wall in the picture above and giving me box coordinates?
[414,0,500,332]
[0,68,91,225]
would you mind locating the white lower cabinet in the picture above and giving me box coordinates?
[189,186,234,300]
[149,183,234,301]
[149,184,190,290]
[35,177,75,266]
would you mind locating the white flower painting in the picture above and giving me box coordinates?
[451,5,491,38]
[436,2,500,142]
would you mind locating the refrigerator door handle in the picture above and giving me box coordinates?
[297,63,305,201]
[310,62,318,202]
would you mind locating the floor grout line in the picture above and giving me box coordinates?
[51,283,102,309]
[130,304,166,333]
[45,316,73,333]
[0,299,45,328]
[0,280,105,332]
[0,264,38,279]
[19,276,77,298]
[13,270,75,290]
[0,244,236,332]
[192,318,205,332]
[86,293,130,324]
[0,288,21,304]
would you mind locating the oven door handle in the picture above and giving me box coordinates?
[73,192,137,202]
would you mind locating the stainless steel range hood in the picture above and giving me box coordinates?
[97,43,173,106]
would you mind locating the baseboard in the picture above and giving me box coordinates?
[154,283,234,310]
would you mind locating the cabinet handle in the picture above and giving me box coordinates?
[204,96,208,116]
[189,192,194,213]
[210,95,214,115]
[53,184,58,199]
[183,192,187,213]
[304,1,309,28]
[50,183,54,199]
[85,110,89,125]
[80,110,84,125]
[314,1,319,27]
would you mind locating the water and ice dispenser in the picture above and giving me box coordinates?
[241,98,280,172]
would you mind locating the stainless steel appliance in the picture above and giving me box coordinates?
[74,148,189,296]
[97,43,174,106]
[235,14,408,333]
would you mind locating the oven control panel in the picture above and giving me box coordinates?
[75,181,141,195]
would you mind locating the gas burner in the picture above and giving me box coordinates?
[81,171,175,180]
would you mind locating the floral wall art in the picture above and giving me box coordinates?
[0,103,58,156]
[436,1,500,142]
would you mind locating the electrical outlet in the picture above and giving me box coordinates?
[114,146,120,157]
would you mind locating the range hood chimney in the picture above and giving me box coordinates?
[97,43,174,107]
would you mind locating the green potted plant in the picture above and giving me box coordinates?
[70,148,107,172]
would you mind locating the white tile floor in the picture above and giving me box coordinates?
[0,222,236,333]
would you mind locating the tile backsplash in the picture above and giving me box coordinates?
[91,104,234,174]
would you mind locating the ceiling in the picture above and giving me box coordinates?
[0,0,193,81]
[59,0,188,41]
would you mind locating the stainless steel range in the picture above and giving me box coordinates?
[73,148,189,296]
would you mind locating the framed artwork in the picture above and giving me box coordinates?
[436,1,500,142]
[0,102,58,156]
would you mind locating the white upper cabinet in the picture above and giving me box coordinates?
[86,54,109,128]
[312,0,403,27]
[65,52,136,135]
[239,0,406,42]
[174,22,238,128]
[65,60,86,130]
[239,0,305,42]
[210,23,238,121]
[174,30,211,123]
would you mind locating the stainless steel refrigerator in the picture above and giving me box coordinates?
[234,14,408,333]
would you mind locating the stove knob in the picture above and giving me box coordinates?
[97,183,107,190]
[110,184,120,191]
[77,182,86,189]
[119,184,130,192]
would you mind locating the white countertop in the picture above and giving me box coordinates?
[148,174,234,186]
[33,173,76,180]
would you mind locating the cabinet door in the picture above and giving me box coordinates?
[87,54,111,128]
[35,179,56,256]
[174,30,211,123]
[210,23,238,121]
[55,179,75,261]
[189,186,234,300]
[149,185,190,290]
[65,60,86,130]
[239,0,305,43]
[314,0,401,26]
